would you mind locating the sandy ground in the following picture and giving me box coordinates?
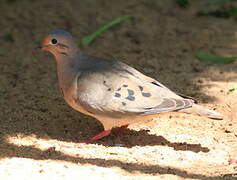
[0,0,237,179]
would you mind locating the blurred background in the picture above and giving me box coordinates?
[0,0,237,179]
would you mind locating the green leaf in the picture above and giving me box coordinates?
[81,16,130,47]
[207,0,236,5]
[198,6,237,18]
[4,32,14,42]
[228,86,237,94]
[194,52,237,64]
[176,0,189,8]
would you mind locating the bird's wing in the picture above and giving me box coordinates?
[74,56,194,118]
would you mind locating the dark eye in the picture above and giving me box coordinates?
[51,39,58,45]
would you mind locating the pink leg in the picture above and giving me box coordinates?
[85,130,111,144]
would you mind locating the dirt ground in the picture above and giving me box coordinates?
[0,0,237,179]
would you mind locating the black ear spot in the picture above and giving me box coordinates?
[51,39,58,45]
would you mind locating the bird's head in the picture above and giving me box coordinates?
[40,29,78,59]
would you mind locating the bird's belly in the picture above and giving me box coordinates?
[64,91,163,130]
[63,90,94,117]
[95,114,160,130]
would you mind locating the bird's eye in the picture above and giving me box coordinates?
[51,39,58,45]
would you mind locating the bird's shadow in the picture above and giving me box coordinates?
[0,139,227,180]
[83,127,210,153]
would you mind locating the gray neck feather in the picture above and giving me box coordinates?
[55,52,80,93]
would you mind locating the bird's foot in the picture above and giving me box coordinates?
[84,130,111,144]
[83,125,129,144]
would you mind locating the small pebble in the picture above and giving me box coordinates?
[114,144,124,147]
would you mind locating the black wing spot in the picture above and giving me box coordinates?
[126,96,135,101]
[115,93,121,97]
[142,92,151,97]
[123,84,128,87]
[127,89,134,96]
[117,87,121,91]
[122,102,126,106]
[138,86,143,91]
[107,88,111,91]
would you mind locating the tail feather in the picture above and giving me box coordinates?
[178,104,224,120]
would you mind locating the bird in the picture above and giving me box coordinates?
[39,29,223,143]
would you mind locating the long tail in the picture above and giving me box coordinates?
[178,104,224,120]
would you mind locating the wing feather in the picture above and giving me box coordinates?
[74,55,194,118]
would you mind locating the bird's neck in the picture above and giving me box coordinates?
[55,55,79,93]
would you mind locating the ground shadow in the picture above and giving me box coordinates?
[87,128,210,152]
[0,0,236,178]
[0,139,232,180]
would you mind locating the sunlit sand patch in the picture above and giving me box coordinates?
[0,158,133,180]
[5,134,231,170]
